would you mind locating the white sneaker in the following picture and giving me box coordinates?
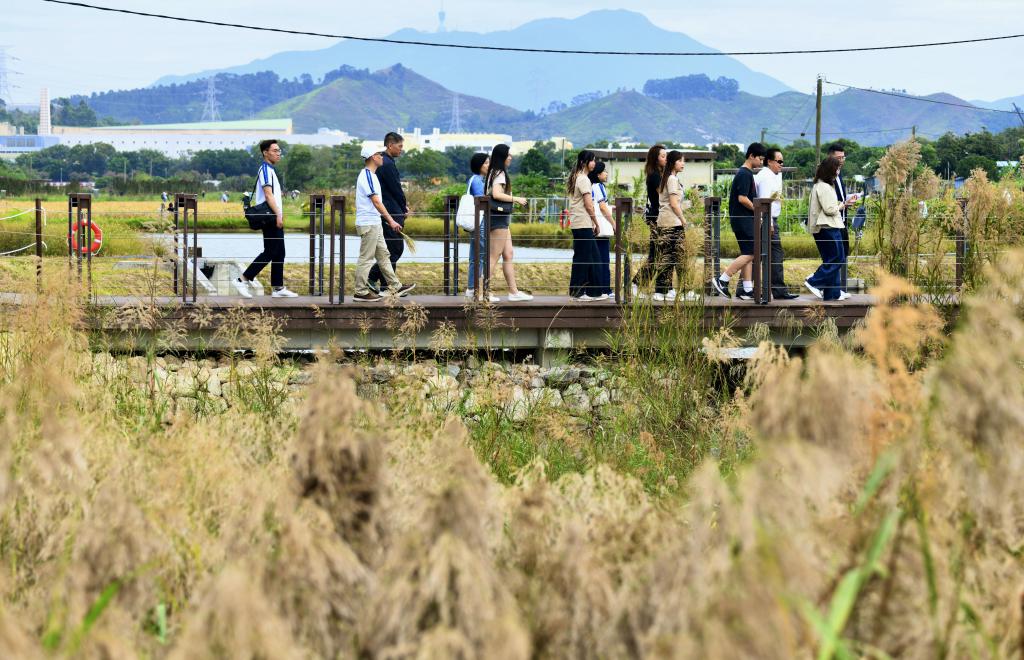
[271,287,299,298]
[464,288,475,298]
[652,292,666,301]
[803,280,823,299]
[590,293,609,301]
[233,277,254,298]
[573,294,595,302]
[507,291,533,302]
[838,290,852,301]
[665,289,678,302]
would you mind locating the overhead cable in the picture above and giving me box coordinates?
[41,1,1024,57]
[824,80,1019,114]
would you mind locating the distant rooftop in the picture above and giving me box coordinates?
[87,119,293,133]
[590,147,716,162]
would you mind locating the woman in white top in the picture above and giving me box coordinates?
[653,150,687,302]
[484,143,533,302]
[804,156,856,301]
[588,162,616,297]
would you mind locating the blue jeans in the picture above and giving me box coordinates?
[570,228,602,298]
[466,229,487,290]
[595,236,612,295]
[807,227,845,300]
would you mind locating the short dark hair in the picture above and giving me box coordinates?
[814,156,842,185]
[588,161,606,184]
[384,132,404,147]
[767,148,783,162]
[745,142,767,159]
[259,139,278,154]
[826,143,845,155]
[470,152,488,175]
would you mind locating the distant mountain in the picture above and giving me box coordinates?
[151,9,792,110]
[259,64,528,135]
[970,94,1024,112]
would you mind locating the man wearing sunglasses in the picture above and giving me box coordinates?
[754,148,798,299]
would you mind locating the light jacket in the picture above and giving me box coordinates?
[808,181,844,233]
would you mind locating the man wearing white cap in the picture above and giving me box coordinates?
[354,146,416,302]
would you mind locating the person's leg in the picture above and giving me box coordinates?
[653,228,673,294]
[770,228,788,295]
[499,231,519,293]
[368,220,403,287]
[633,224,659,286]
[596,237,611,295]
[569,229,588,297]
[487,228,508,295]
[268,223,285,289]
[670,227,687,293]
[241,222,276,282]
[582,229,602,297]
[840,225,850,290]
[807,228,842,300]
[373,226,402,290]
[467,230,479,291]
[354,225,378,295]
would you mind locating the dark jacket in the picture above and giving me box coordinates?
[834,173,847,222]
[378,153,407,225]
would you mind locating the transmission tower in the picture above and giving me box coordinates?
[200,77,222,123]
[448,93,463,134]
[0,46,22,107]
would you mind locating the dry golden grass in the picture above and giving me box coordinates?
[2,253,1024,658]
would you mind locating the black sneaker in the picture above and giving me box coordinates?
[353,292,383,302]
[393,283,416,297]
[711,276,732,299]
[736,288,755,301]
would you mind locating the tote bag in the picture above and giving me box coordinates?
[455,177,478,232]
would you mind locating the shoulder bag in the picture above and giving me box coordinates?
[455,177,479,232]
[243,168,275,230]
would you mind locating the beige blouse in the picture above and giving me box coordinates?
[568,173,595,230]
[808,181,844,232]
[657,174,683,228]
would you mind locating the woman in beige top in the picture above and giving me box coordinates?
[484,143,533,302]
[566,150,604,301]
[652,150,687,301]
[804,156,855,301]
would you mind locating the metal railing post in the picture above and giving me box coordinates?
[444,194,457,295]
[956,197,968,291]
[175,193,198,304]
[308,194,326,296]
[329,195,346,303]
[613,197,632,304]
[703,197,722,296]
[34,197,43,291]
[752,198,773,304]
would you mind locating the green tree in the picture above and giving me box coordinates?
[402,149,450,181]
[281,144,314,190]
[518,147,551,176]
[711,143,743,168]
[442,146,479,179]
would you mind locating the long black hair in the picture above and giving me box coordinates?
[567,150,596,196]
[486,143,512,193]
[644,144,666,177]
[659,150,684,193]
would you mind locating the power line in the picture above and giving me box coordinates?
[769,126,916,137]
[41,1,1024,57]
[824,80,1020,115]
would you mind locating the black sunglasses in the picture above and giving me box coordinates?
[771,159,784,164]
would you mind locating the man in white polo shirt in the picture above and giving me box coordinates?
[754,148,798,299]
[354,146,416,302]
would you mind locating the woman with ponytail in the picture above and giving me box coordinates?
[566,150,604,301]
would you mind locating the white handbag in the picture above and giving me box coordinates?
[455,178,479,232]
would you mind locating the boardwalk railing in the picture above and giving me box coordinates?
[4,192,986,304]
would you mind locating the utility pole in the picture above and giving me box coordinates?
[815,75,823,163]
[760,127,766,144]
[911,125,917,140]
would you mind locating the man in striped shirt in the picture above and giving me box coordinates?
[353,147,416,302]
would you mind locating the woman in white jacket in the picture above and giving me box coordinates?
[804,157,856,301]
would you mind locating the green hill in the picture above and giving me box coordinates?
[259,64,529,135]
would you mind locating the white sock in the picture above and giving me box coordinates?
[743,280,753,292]
[719,273,731,282]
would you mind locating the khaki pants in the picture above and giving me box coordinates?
[355,224,401,294]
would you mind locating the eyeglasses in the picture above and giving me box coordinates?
[772,159,784,165]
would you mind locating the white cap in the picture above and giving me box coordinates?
[361,146,379,160]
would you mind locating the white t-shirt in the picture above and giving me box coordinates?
[754,167,782,218]
[253,162,282,212]
[592,182,614,237]
[355,168,383,227]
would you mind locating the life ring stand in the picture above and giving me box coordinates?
[69,219,103,255]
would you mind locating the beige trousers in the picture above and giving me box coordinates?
[355,224,401,294]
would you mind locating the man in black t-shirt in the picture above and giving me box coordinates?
[712,142,767,300]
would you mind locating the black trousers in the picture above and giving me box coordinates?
[368,219,405,288]
[242,222,285,287]
[839,225,850,289]
[632,221,659,286]
[569,228,602,298]
[770,228,789,295]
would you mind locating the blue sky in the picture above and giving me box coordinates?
[4,0,1022,104]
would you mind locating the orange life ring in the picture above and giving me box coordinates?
[69,219,103,254]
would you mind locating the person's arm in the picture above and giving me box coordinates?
[817,184,844,217]
[371,194,401,231]
[378,161,408,215]
[263,185,283,228]
[583,193,599,231]
[669,192,684,221]
[737,171,756,211]
[599,200,615,227]
[492,179,526,206]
